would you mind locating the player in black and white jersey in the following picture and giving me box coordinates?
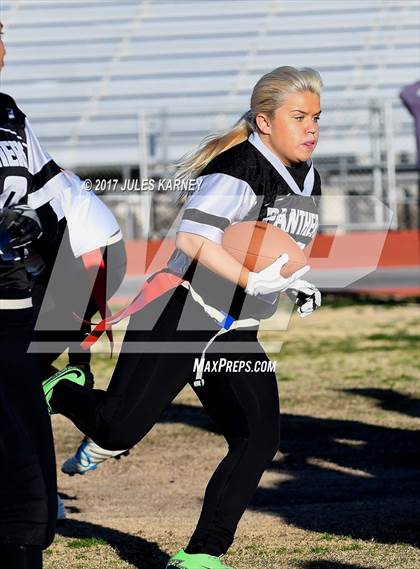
[0,18,127,544]
[168,123,321,322]
[43,66,323,569]
[0,22,58,569]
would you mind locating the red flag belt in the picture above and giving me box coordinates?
[75,270,184,351]
[80,249,114,352]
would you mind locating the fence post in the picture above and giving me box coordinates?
[370,103,385,228]
[161,108,169,179]
[384,99,398,230]
[138,110,152,238]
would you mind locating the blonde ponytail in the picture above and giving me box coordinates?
[176,113,254,184]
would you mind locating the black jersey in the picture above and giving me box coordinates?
[167,131,321,320]
[0,94,32,295]
[0,93,63,296]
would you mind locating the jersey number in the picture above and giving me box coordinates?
[0,176,28,207]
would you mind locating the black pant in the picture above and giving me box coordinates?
[50,285,280,556]
[0,307,57,549]
[32,227,126,373]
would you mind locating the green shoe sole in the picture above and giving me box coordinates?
[43,366,89,415]
[166,549,234,569]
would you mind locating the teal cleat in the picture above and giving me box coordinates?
[42,365,92,415]
[166,549,234,569]
[61,436,130,475]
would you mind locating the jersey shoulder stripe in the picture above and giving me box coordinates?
[30,160,62,194]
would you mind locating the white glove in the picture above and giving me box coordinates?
[286,279,321,318]
[245,254,310,296]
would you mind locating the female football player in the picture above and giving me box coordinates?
[0,20,126,561]
[43,66,323,569]
[0,22,57,569]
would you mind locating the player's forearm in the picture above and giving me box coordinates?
[176,231,250,289]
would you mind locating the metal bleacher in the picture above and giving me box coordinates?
[1,0,419,170]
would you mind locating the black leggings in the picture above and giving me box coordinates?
[50,285,280,556]
[0,308,57,550]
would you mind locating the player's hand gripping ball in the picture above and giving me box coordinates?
[222,221,310,295]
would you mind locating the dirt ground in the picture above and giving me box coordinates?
[45,300,420,569]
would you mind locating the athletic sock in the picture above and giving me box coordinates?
[186,527,232,557]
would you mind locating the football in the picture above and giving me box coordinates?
[222,220,307,278]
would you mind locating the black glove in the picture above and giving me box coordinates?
[0,205,43,249]
[0,209,18,260]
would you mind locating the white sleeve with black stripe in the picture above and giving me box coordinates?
[178,173,257,244]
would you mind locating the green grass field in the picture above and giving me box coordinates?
[46,299,420,569]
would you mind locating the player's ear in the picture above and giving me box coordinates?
[255,112,272,135]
